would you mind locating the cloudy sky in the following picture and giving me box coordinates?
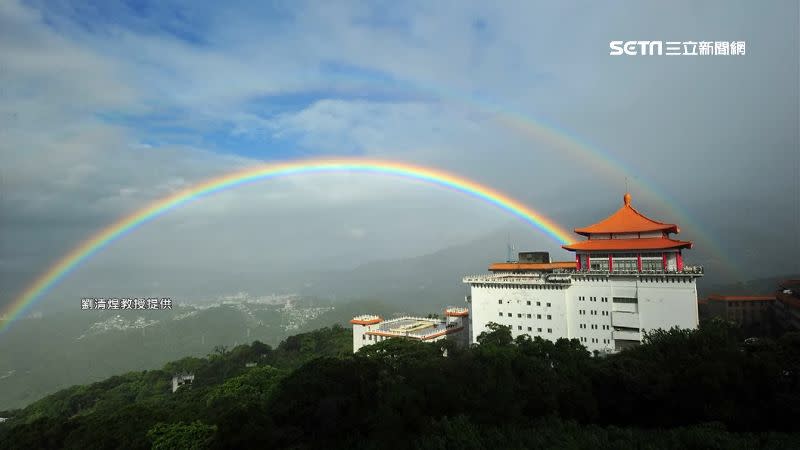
[0,0,798,311]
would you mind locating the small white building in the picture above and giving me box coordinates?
[351,307,470,353]
[465,193,703,353]
[171,373,195,393]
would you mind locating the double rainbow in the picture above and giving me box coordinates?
[1,158,573,332]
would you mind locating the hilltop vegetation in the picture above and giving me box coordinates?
[0,298,403,410]
[1,321,799,449]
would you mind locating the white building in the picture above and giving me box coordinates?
[464,193,703,353]
[351,307,470,353]
[171,373,195,393]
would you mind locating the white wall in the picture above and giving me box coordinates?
[469,283,568,344]
[468,274,699,353]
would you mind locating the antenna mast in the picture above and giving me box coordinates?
[506,232,515,262]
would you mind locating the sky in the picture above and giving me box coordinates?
[0,0,798,311]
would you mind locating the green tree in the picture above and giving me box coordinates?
[147,421,216,450]
[475,322,512,347]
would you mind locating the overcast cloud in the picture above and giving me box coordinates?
[1,0,798,312]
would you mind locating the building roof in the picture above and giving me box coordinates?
[364,317,463,340]
[562,237,692,252]
[350,315,383,325]
[573,193,679,236]
[489,261,576,271]
[445,307,470,317]
[707,295,776,302]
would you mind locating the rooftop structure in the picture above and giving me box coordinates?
[351,308,470,353]
[563,193,695,272]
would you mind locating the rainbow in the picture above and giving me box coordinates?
[322,71,741,278]
[1,158,572,332]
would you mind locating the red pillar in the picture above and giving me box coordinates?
[586,254,591,271]
[662,252,667,270]
[637,253,642,272]
[576,254,581,270]
[608,254,613,272]
[677,251,683,271]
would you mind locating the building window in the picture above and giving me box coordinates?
[499,312,503,317]
[547,328,552,333]
[536,301,541,306]
[546,303,551,307]
[518,325,522,330]
[528,327,532,331]
[362,335,365,340]
[507,313,512,317]
[527,314,532,318]
[498,299,503,304]
[547,315,552,320]
[537,314,542,319]
[527,301,531,305]
[518,313,522,318]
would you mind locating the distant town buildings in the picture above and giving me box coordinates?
[699,295,775,332]
[350,308,469,353]
[353,193,705,354]
[696,280,800,337]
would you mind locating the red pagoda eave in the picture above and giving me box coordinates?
[574,193,679,236]
[562,237,692,252]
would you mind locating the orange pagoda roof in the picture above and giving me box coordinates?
[562,237,692,252]
[573,193,679,236]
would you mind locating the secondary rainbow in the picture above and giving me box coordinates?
[322,71,741,278]
[1,158,572,332]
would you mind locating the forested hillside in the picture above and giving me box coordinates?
[1,321,799,449]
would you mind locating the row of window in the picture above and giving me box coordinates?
[578,310,609,316]
[586,252,664,259]
[499,312,551,320]
[497,299,552,307]
[515,325,553,333]
[579,324,611,330]
[580,337,611,344]
[578,296,609,303]
[586,261,664,271]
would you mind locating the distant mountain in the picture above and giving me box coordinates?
[289,222,753,309]
[293,225,558,310]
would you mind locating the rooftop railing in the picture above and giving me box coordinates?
[464,265,704,283]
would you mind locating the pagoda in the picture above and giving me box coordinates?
[562,193,693,273]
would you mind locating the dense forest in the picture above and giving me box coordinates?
[1,320,799,449]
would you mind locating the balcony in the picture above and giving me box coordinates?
[555,265,703,276]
